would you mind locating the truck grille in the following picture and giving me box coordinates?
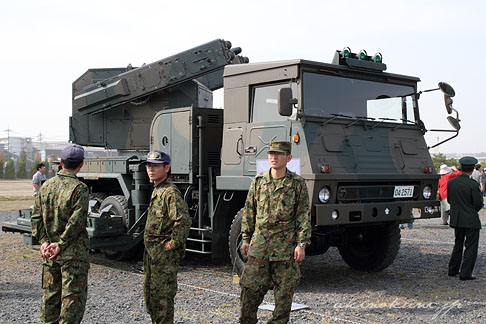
[337,184,420,202]
[207,114,222,124]
[207,151,221,167]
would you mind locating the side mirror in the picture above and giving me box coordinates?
[278,87,297,116]
[447,116,461,131]
[438,82,455,97]
[438,82,455,114]
[444,95,453,114]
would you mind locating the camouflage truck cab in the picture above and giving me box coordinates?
[223,50,459,273]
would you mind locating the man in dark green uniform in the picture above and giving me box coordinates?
[447,156,483,280]
[31,144,89,324]
[143,150,191,324]
[239,141,311,324]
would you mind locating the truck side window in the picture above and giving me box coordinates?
[251,83,298,123]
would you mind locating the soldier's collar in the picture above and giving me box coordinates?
[58,169,77,178]
[264,169,292,183]
[154,179,170,188]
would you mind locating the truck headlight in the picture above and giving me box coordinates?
[422,185,432,199]
[318,187,331,203]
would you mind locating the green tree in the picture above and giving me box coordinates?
[4,160,15,179]
[0,153,5,179]
[30,161,39,178]
[43,159,51,178]
[432,153,459,171]
[16,151,27,179]
[31,152,42,177]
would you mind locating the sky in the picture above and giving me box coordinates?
[1,0,484,154]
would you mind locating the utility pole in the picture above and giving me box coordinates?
[4,129,11,160]
[38,132,43,160]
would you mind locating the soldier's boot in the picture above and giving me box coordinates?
[240,287,266,324]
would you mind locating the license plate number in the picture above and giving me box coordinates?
[393,186,414,198]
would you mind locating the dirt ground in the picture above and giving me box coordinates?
[1,179,486,323]
[0,180,34,210]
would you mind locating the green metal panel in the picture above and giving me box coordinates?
[244,121,290,176]
[216,175,253,191]
[171,111,192,174]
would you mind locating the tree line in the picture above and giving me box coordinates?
[432,153,486,171]
[0,151,55,180]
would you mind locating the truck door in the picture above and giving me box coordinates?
[244,83,297,176]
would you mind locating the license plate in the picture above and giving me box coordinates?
[393,185,414,198]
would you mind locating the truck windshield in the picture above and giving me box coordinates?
[303,72,417,124]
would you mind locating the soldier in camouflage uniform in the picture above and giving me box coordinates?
[240,141,311,324]
[31,144,89,324]
[143,150,191,324]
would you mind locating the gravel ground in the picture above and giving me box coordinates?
[1,210,486,324]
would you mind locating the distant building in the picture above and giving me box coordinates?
[0,136,113,176]
[0,136,33,160]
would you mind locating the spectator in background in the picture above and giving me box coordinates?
[438,164,461,225]
[447,156,483,281]
[32,163,47,197]
[470,164,482,183]
[482,168,486,197]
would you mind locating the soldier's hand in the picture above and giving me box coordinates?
[294,246,305,262]
[47,243,61,260]
[40,242,50,258]
[164,241,172,251]
[241,242,249,256]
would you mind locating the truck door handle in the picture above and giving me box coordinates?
[244,146,257,155]
[236,137,243,156]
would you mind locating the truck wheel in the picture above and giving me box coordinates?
[89,192,108,211]
[337,222,400,272]
[99,195,136,260]
[103,244,143,261]
[228,208,247,277]
[99,195,129,228]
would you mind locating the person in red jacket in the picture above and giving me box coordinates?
[438,164,461,225]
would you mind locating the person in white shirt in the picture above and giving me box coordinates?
[32,163,47,197]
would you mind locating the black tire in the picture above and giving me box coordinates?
[228,208,247,277]
[89,192,108,211]
[99,195,138,260]
[99,195,129,228]
[338,222,401,272]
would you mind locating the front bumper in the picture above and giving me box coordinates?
[314,200,440,226]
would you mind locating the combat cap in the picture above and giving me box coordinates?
[143,150,171,164]
[61,144,84,161]
[459,156,478,167]
[268,141,291,154]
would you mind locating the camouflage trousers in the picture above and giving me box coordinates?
[41,259,89,324]
[239,257,300,324]
[143,248,181,324]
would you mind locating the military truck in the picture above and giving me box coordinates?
[2,40,460,273]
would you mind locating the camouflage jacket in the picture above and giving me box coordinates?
[242,169,311,261]
[144,180,191,259]
[31,169,89,261]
